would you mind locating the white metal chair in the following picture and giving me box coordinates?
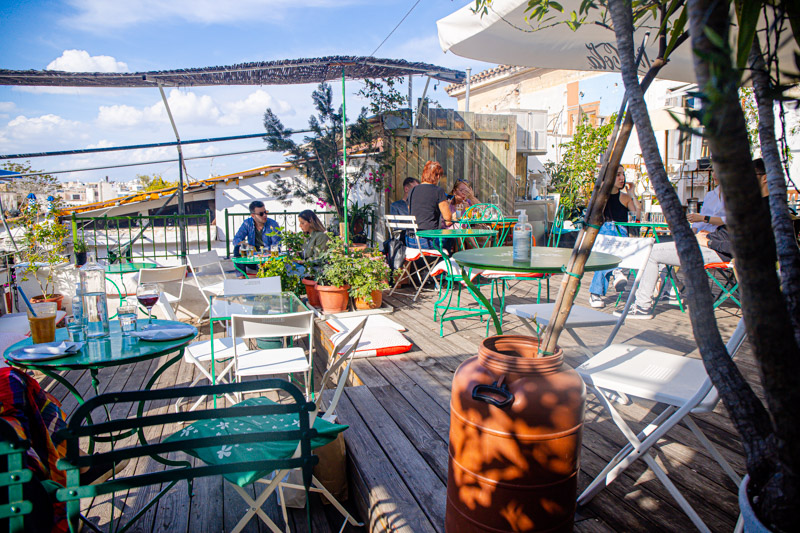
[506,234,655,358]
[223,277,281,295]
[576,318,747,532]
[231,310,315,399]
[385,214,444,301]
[137,265,187,319]
[187,251,229,318]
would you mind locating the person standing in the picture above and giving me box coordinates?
[588,165,642,308]
[390,177,420,216]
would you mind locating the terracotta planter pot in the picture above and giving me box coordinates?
[354,290,383,310]
[302,278,320,308]
[446,335,584,533]
[316,284,350,313]
[349,243,368,251]
[32,293,65,311]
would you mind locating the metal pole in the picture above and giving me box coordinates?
[465,68,471,112]
[408,75,413,119]
[410,76,431,142]
[158,83,188,262]
[342,66,349,247]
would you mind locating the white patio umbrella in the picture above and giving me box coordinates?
[438,0,799,84]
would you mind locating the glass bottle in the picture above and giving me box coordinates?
[80,253,110,339]
[489,189,501,209]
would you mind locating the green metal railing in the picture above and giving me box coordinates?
[70,211,212,262]
[223,209,376,257]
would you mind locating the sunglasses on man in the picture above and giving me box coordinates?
[254,211,267,217]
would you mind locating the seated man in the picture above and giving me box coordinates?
[390,177,419,216]
[232,200,281,276]
[620,159,767,319]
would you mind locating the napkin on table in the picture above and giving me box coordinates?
[22,341,84,355]
[131,326,195,340]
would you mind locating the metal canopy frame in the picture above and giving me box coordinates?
[0,56,465,256]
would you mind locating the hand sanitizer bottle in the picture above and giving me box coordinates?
[513,209,532,262]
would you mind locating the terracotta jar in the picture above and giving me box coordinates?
[31,293,65,311]
[446,335,585,532]
[316,284,350,313]
[354,290,382,310]
[302,278,320,308]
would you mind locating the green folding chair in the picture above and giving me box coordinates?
[0,419,33,533]
[705,261,740,309]
[54,378,334,533]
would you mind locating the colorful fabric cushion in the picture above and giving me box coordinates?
[330,325,412,358]
[325,315,407,333]
[163,396,347,487]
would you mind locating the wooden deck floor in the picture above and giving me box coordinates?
[331,275,749,533]
[35,273,749,532]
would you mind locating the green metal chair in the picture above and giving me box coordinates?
[705,261,740,309]
[53,378,335,533]
[0,419,33,533]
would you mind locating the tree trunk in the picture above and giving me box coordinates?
[685,0,799,528]
[749,35,800,347]
[609,0,793,525]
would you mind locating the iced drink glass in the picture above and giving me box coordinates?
[28,302,57,344]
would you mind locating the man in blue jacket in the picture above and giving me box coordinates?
[233,201,281,274]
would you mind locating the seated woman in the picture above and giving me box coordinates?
[688,169,725,232]
[446,180,479,223]
[408,160,455,252]
[298,210,329,262]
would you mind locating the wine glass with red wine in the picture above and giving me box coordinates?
[136,283,160,325]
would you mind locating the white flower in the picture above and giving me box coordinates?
[217,445,233,459]
[216,421,229,430]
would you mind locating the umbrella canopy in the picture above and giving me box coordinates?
[438,0,798,84]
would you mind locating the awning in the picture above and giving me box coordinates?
[437,0,798,84]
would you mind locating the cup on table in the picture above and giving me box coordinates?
[28,302,57,344]
[628,211,638,223]
[117,304,138,336]
[65,315,86,342]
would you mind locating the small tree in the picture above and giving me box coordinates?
[262,83,379,220]
[137,173,177,191]
[16,200,68,297]
[545,114,616,217]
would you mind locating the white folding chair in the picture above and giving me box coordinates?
[506,234,655,358]
[231,310,315,399]
[385,214,444,301]
[137,265,187,320]
[187,251,229,318]
[576,318,748,532]
[224,277,281,295]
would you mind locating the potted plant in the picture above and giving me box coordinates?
[316,235,356,313]
[73,237,88,266]
[349,247,390,310]
[16,200,69,309]
[348,202,374,246]
[255,254,302,296]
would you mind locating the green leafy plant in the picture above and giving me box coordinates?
[256,255,302,296]
[317,235,358,287]
[349,247,390,303]
[545,114,616,218]
[16,200,68,297]
[73,237,88,253]
[348,202,375,243]
[280,229,307,259]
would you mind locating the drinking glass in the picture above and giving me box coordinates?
[136,283,160,325]
[28,302,57,344]
[240,242,249,258]
[65,315,86,342]
[628,211,638,223]
[117,304,138,335]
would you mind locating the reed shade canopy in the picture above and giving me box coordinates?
[0,56,464,87]
[0,56,465,248]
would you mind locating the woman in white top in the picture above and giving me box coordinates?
[688,171,725,233]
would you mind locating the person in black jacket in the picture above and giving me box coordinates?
[621,159,767,319]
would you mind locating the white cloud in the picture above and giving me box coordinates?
[0,102,16,113]
[65,0,358,30]
[95,88,292,129]
[5,114,86,141]
[46,49,128,73]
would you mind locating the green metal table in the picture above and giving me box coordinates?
[453,246,621,335]
[232,254,282,277]
[416,228,498,336]
[208,292,308,406]
[4,319,197,449]
[459,216,518,245]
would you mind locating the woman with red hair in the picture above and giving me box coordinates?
[408,161,455,250]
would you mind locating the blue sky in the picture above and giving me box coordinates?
[0,0,494,183]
